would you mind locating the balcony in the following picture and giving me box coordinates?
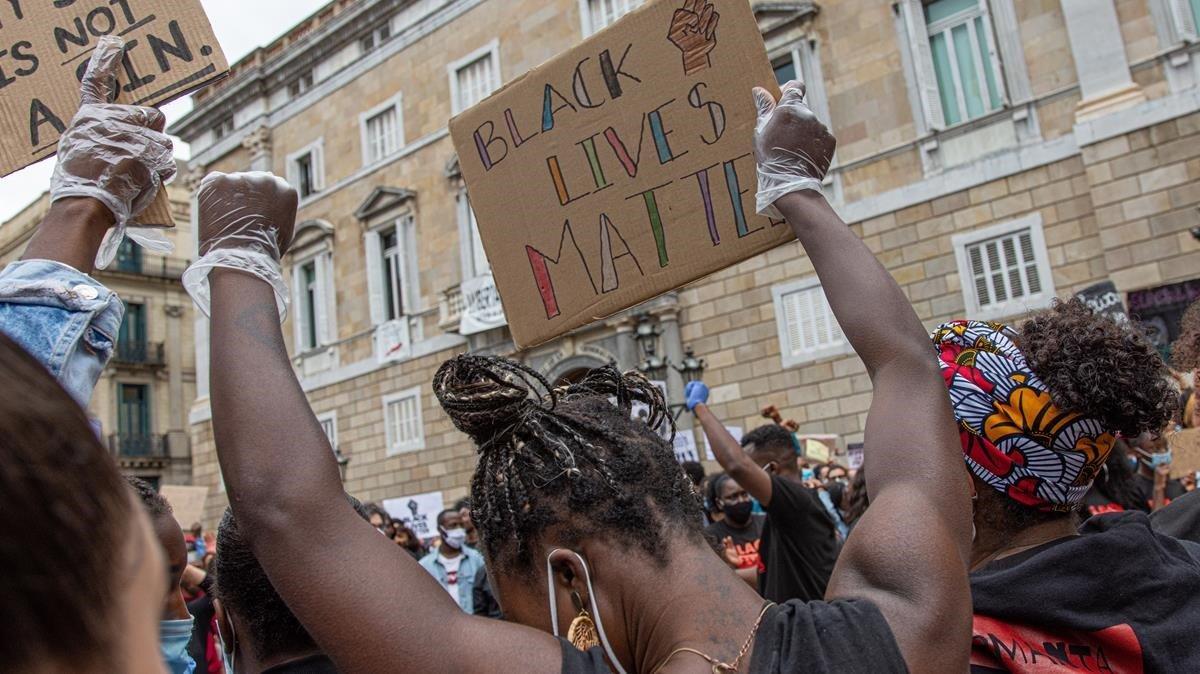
[439,284,465,331]
[109,256,190,281]
[109,434,169,459]
[112,341,166,368]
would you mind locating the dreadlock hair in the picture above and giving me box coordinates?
[1020,298,1177,439]
[433,355,702,576]
[125,476,172,519]
[0,333,132,671]
[1174,299,1200,374]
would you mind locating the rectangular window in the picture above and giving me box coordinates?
[301,261,319,350]
[213,117,235,140]
[365,216,418,327]
[317,411,338,452]
[115,239,142,273]
[772,279,850,368]
[118,383,151,453]
[953,214,1056,320]
[769,41,831,126]
[925,0,1004,127]
[118,302,147,360]
[383,388,424,455]
[772,55,798,86]
[381,228,405,321]
[453,47,499,114]
[361,23,392,53]
[1192,0,1200,31]
[287,140,325,199]
[288,70,314,99]
[360,97,404,166]
[583,0,644,36]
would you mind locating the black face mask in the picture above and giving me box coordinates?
[723,501,753,525]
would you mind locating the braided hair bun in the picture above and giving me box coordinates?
[432,355,698,573]
[434,355,551,448]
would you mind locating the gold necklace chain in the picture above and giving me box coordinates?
[650,602,776,674]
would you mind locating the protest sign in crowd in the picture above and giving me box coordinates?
[2,2,1200,673]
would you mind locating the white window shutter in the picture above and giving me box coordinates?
[317,253,335,345]
[312,142,326,191]
[988,0,1030,104]
[292,266,308,350]
[1170,0,1198,39]
[285,159,298,191]
[364,231,386,325]
[399,216,420,314]
[899,0,945,131]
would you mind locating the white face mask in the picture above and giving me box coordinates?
[217,615,236,674]
[546,549,627,674]
[441,527,468,550]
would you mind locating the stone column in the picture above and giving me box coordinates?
[1060,0,1146,122]
[654,294,687,430]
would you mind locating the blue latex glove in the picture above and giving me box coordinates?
[685,381,709,412]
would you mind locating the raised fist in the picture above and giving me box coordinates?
[668,0,719,76]
[752,81,837,218]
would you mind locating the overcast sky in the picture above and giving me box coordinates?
[0,0,332,222]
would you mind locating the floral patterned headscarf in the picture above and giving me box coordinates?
[933,321,1116,512]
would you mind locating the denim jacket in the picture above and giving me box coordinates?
[419,546,484,613]
[0,260,123,407]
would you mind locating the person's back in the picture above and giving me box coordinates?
[931,303,1200,672]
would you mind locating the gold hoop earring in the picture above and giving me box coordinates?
[567,590,600,651]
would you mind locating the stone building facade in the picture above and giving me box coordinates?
[174,0,1200,526]
[0,182,198,487]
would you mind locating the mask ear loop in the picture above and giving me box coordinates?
[546,549,628,674]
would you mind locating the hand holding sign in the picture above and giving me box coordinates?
[752,81,836,218]
[668,0,719,76]
[50,36,177,269]
[183,172,298,321]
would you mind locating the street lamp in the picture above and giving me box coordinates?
[632,314,667,378]
[334,448,351,482]
[674,346,706,383]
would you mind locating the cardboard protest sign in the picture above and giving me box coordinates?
[384,491,445,541]
[450,0,787,348]
[1169,429,1200,480]
[0,0,228,225]
[160,485,208,529]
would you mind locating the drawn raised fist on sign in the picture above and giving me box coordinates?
[668,0,720,76]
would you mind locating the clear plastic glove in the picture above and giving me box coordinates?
[50,36,177,269]
[753,80,837,219]
[182,172,298,321]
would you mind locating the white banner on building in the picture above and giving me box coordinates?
[375,318,412,365]
[383,490,444,541]
[459,273,507,335]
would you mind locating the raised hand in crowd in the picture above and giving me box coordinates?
[31,35,176,271]
[749,80,972,672]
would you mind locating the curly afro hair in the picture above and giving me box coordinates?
[1020,298,1177,438]
[1172,299,1200,374]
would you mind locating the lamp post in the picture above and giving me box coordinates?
[334,448,351,482]
[632,313,667,380]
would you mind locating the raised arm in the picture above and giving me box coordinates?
[755,83,972,672]
[194,173,562,673]
[686,382,774,506]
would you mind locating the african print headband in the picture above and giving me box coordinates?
[933,321,1116,512]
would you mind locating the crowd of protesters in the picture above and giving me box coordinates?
[4,36,1200,673]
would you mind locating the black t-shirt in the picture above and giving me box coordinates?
[1150,489,1200,545]
[758,475,838,603]
[705,514,765,570]
[969,512,1200,673]
[1132,473,1187,509]
[559,599,906,673]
